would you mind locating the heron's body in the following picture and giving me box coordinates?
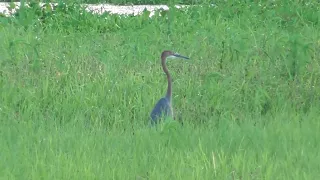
[150,50,189,125]
[150,97,172,125]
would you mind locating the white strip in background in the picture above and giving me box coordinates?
[0,2,192,17]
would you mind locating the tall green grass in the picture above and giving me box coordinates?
[1,1,320,179]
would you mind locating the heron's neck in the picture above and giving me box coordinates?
[162,58,172,102]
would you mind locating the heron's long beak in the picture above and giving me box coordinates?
[173,53,190,60]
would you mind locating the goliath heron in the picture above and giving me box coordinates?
[150,50,189,125]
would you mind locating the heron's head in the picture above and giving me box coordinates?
[161,50,190,60]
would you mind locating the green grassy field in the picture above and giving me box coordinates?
[1,1,320,179]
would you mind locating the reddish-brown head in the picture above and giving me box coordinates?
[161,50,189,61]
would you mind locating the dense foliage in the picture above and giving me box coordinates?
[1,0,196,5]
[1,1,319,179]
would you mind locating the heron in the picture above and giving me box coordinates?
[150,50,189,125]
